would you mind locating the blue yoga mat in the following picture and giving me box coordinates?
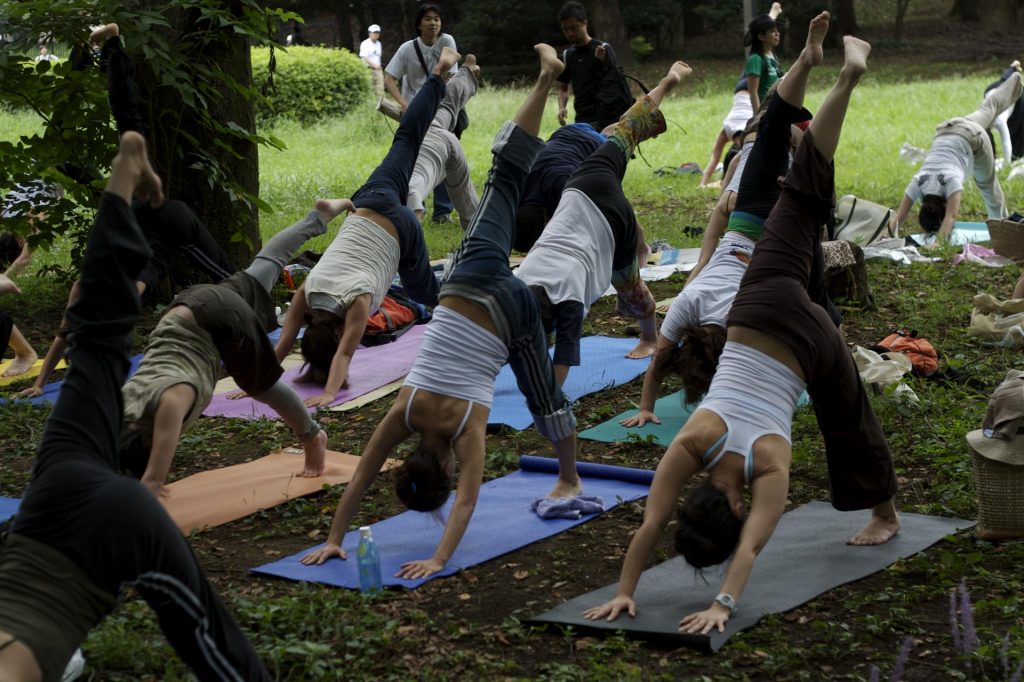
[251,455,654,589]
[920,221,990,246]
[0,497,19,523]
[489,336,651,431]
[1,353,144,407]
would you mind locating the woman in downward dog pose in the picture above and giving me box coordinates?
[300,45,655,579]
[0,132,271,682]
[268,48,461,409]
[514,65,693,383]
[621,17,835,428]
[587,20,899,635]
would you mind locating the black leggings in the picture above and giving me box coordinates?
[0,311,12,353]
[10,194,269,680]
[734,94,841,327]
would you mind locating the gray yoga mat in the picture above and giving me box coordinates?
[529,501,974,651]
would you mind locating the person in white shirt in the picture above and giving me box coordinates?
[384,4,458,114]
[359,24,384,94]
[891,63,1023,241]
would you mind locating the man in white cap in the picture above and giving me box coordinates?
[360,24,384,94]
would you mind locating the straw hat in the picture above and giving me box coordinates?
[966,369,1024,465]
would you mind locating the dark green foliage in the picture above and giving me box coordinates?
[252,45,371,126]
[0,0,294,276]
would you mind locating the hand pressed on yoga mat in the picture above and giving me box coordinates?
[396,557,445,580]
[583,594,636,621]
[679,603,730,634]
[619,408,660,428]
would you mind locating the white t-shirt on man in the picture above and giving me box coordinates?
[359,38,382,68]
[385,34,457,102]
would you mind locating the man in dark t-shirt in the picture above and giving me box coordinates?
[556,1,618,129]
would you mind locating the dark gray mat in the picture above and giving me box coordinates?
[528,501,974,651]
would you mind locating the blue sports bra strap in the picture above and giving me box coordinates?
[745,448,754,484]
[453,400,475,441]
[404,387,419,433]
[702,432,729,471]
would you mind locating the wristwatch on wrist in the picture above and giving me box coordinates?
[714,593,737,614]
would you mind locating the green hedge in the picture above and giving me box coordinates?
[251,45,371,126]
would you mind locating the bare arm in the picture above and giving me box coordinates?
[558,82,570,125]
[890,194,914,235]
[679,450,790,634]
[620,334,676,427]
[747,76,761,113]
[301,407,411,564]
[396,425,487,579]
[141,384,197,497]
[583,439,702,621]
[384,74,406,111]
[304,294,370,408]
[937,191,962,241]
[276,286,308,362]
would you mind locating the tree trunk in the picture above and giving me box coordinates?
[587,0,635,67]
[831,0,860,36]
[950,0,983,21]
[894,0,912,42]
[335,0,354,51]
[137,1,260,264]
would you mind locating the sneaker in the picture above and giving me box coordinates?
[432,213,451,224]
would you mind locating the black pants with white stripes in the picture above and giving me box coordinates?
[9,193,269,680]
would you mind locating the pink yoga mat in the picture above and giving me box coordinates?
[203,324,427,419]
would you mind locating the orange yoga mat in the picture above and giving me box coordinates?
[161,448,399,534]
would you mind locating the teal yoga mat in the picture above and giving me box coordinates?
[580,390,809,447]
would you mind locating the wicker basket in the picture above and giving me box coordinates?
[988,219,1024,263]
[969,437,1024,539]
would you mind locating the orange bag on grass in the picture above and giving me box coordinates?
[361,292,425,346]
[874,330,939,377]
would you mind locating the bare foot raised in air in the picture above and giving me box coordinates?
[535,43,564,80]
[89,22,119,46]
[2,348,37,377]
[463,53,481,80]
[626,337,657,360]
[112,131,164,206]
[435,46,460,76]
[315,198,355,223]
[848,499,899,545]
[841,35,871,81]
[769,2,783,19]
[804,11,829,68]
[0,274,21,296]
[298,429,328,477]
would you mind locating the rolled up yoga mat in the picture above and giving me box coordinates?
[528,501,974,651]
[489,336,651,431]
[251,455,655,589]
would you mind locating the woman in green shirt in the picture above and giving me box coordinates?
[744,3,784,112]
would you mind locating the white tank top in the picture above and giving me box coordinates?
[403,306,508,408]
[304,214,399,317]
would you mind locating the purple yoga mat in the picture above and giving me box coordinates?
[202,324,427,419]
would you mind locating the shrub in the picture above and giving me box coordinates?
[628,35,654,62]
[251,45,371,126]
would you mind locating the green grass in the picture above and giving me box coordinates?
[7,53,1024,680]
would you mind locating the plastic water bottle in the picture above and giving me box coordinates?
[356,526,383,595]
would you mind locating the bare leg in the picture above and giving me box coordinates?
[609,61,690,157]
[3,325,37,376]
[645,61,691,107]
[808,35,870,162]
[700,129,729,187]
[776,11,829,111]
[433,46,460,77]
[512,44,564,137]
[1014,271,1024,299]
[299,429,328,477]
[848,497,900,545]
